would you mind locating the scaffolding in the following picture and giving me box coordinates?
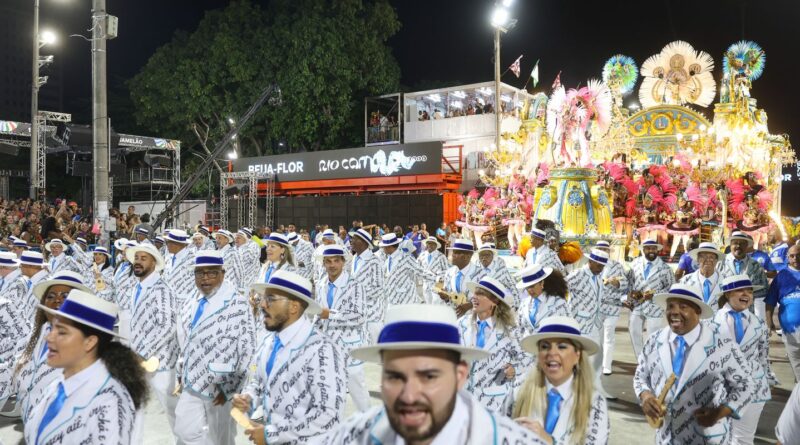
[34,111,71,198]
[219,171,274,230]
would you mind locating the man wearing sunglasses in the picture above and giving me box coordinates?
[767,243,800,382]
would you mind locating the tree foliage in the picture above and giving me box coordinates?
[129,0,401,161]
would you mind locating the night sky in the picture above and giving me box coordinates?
[36,0,800,211]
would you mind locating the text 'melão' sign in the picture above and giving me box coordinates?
[231,142,442,182]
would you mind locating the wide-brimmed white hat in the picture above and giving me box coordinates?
[320,246,347,257]
[250,270,321,315]
[729,231,754,249]
[594,240,611,250]
[530,228,547,240]
[198,226,211,236]
[584,248,609,265]
[164,229,190,244]
[33,270,92,301]
[421,236,441,250]
[214,229,234,242]
[351,304,488,363]
[92,246,111,258]
[477,242,497,254]
[125,243,165,272]
[19,251,45,267]
[134,227,150,237]
[721,274,764,293]
[379,233,402,247]
[265,233,290,247]
[516,264,553,289]
[12,239,28,249]
[238,227,253,238]
[467,276,512,307]
[0,252,19,268]
[520,316,599,355]
[113,238,129,250]
[39,289,122,338]
[447,239,475,252]
[321,229,336,239]
[689,241,725,262]
[653,283,714,319]
[350,228,373,245]
[286,232,300,244]
[192,250,226,269]
[75,237,88,246]
[44,239,66,252]
[640,239,663,251]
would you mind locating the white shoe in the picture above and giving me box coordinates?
[603,368,612,376]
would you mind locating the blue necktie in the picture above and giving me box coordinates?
[476,320,489,348]
[264,264,274,282]
[644,262,652,279]
[353,256,360,273]
[50,258,56,271]
[171,255,176,267]
[37,382,66,444]
[455,271,463,293]
[191,297,208,329]
[265,335,284,376]
[672,336,687,375]
[133,284,142,306]
[528,298,541,327]
[428,254,433,265]
[734,259,742,274]
[703,279,711,303]
[387,256,392,273]
[326,282,335,308]
[39,326,50,360]
[27,279,32,290]
[730,311,745,344]
[531,249,538,264]
[544,389,563,434]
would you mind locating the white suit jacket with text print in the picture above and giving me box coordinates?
[112,261,138,312]
[515,292,571,338]
[526,244,565,274]
[712,305,773,400]
[217,243,243,290]
[717,254,768,300]
[24,360,136,445]
[351,248,384,323]
[566,266,605,338]
[242,317,347,445]
[46,253,82,276]
[177,280,255,399]
[21,269,49,322]
[69,243,94,272]
[458,313,526,412]
[0,268,23,297]
[129,275,179,371]
[417,249,448,302]
[484,256,518,309]
[162,247,197,309]
[438,262,488,308]
[0,296,30,405]
[83,264,116,302]
[633,321,756,444]
[599,258,629,318]
[680,270,724,313]
[382,250,430,306]
[310,390,548,445]
[626,256,675,318]
[15,322,60,424]
[314,272,367,365]
[236,240,262,290]
[293,239,315,280]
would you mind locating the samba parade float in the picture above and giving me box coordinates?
[457,40,795,264]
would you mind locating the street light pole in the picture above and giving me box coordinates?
[494,27,501,155]
[92,0,110,245]
[30,0,40,199]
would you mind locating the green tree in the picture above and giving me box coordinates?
[129,0,401,160]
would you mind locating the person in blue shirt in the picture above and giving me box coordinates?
[674,250,697,281]
[771,238,798,273]
[750,248,777,279]
[766,244,800,382]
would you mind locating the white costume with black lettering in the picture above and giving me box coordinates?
[633,322,755,444]
[458,313,525,412]
[718,254,768,318]
[680,270,723,313]
[23,269,49,321]
[0,296,30,406]
[84,264,116,302]
[626,256,675,358]
[417,249,448,304]
[438,262,487,308]
[484,256,518,308]
[293,239,315,280]
[15,322,59,423]
[24,360,136,445]
[236,240,262,290]
[163,247,197,309]
[0,268,22,296]
[311,390,547,445]
[175,280,256,445]
[382,249,430,306]
[69,244,94,272]
[217,244,242,290]
[241,316,347,444]
[599,258,628,373]
[112,260,137,340]
[47,252,81,276]
[351,248,384,341]
[525,244,565,274]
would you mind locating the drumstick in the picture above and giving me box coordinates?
[646,373,677,428]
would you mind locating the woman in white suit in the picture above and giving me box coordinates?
[713,274,772,445]
[507,316,609,444]
[516,264,571,337]
[24,289,148,445]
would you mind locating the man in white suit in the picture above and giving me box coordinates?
[418,237,448,304]
[680,242,725,313]
[348,228,384,342]
[626,239,675,358]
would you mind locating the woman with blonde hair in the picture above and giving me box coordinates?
[458,276,525,412]
[507,316,609,444]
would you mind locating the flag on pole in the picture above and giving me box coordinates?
[551,70,562,90]
[508,55,523,78]
[530,60,540,88]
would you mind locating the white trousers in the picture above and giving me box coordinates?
[730,400,765,445]
[629,314,665,359]
[601,315,619,372]
[174,391,236,445]
[152,369,180,440]
[784,328,800,383]
[753,298,766,322]
[348,364,371,412]
[118,310,132,346]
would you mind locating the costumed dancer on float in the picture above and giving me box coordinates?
[13,271,92,422]
[126,242,181,440]
[174,250,255,445]
[24,290,147,445]
[315,245,370,413]
[311,304,546,444]
[504,192,528,255]
[505,316,609,444]
[477,242,517,309]
[718,231,768,320]
[162,229,197,310]
[233,270,347,445]
[635,185,668,247]
[625,239,675,359]
[679,242,725,313]
[593,240,628,376]
[458,277,525,412]
[713,275,773,444]
[634,283,754,445]
[666,187,704,261]
[417,236,449,305]
[348,228,385,343]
